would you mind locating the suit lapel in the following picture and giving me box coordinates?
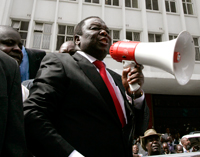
[73,53,121,127]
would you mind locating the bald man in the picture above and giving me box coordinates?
[59,41,79,55]
[181,137,192,153]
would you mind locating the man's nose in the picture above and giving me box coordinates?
[13,44,22,53]
[99,29,108,36]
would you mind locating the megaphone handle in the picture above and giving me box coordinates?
[122,60,141,92]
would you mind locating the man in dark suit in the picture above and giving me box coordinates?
[20,46,46,82]
[0,25,27,156]
[24,16,149,157]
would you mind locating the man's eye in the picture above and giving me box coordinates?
[91,27,100,30]
[3,40,14,45]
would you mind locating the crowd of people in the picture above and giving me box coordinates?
[132,128,200,156]
[0,16,199,157]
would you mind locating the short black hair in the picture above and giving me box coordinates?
[0,25,20,39]
[0,25,18,33]
[74,16,101,36]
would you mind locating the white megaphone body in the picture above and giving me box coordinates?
[109,31,195,92]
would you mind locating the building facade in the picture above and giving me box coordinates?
[1,0,200,134]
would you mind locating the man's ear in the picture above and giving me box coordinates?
[146,144,148,151]
[75,34,81,46]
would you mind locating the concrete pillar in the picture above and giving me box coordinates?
[160,0,169,41]
[177,0,187,30]
[51,0,59,52]
[122,0,126,40]
[26,0,37,48]
[140,0,148,42]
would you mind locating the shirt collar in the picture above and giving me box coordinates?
[76,51,106,67]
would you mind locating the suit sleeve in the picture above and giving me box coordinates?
[134,99,149,136]
[0,55,27,156]
[24,53,75,156]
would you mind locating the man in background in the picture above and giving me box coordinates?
[175,144,183,153]
[59,40,79,55]
[0,25,27,156]
[181,137,192,153]
[140,129,161,156]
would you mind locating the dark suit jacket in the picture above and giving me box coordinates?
[0,50,27,156]
[24,52,149,157]
[25,48,46,79]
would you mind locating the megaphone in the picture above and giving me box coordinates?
[109,31,195,91]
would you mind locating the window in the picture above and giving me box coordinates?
[182,0,194,15]
[108,30,120,54]
[148,33,162,42]
[146,0,159,11]
[11,20,29,46]
[105,0,119,6]
[165,0,176,13]
[125,0,138,8]
[109,30,120,44]
[85,0,99,4]
[33,23,52,50]
[169,34,177,40]
[193,38,200,61]
[126,31,140,41]
[56,25,74,50]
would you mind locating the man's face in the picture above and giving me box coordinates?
[176,145,183,153]
[146,135,161,155]
[162,143,169,154]
[77,17,111,61]
[184,138,191,150]
[132,145,139,154]
[0,27,23,65]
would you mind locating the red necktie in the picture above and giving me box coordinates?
[93,60,126,127]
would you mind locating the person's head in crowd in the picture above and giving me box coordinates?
[175,144,183,153]
[0,25,23,65]
[140,129,161,156]
[167,135,173,143]
[134,137,140,145]
[192,145,199,152]
[132,144,139,154]
[181,137,191,152]
[162,142,169,154]
[59,40,79,55]
[74,16,111,61]
[166,128,170,134]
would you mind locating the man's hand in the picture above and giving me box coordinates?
[122,64,144,99]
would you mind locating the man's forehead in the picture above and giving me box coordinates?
[0,28,20,39]
[84,18,107,27]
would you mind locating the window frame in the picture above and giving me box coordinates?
[148,33,162,42]
[182,0,194,15]
[33,22,52,50]
[126,31,140,41]
[193,37,200,61]
[11,20,29,46]
[109,29,120,44]
[84,0,99,4]
[169,34,178,40]
[125,0,139,8]
[56,24,75,50]
[105,0,119,6]
[146,0,159,11]
[165,0,176,13]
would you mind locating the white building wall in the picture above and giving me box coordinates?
[0,0,200,95]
